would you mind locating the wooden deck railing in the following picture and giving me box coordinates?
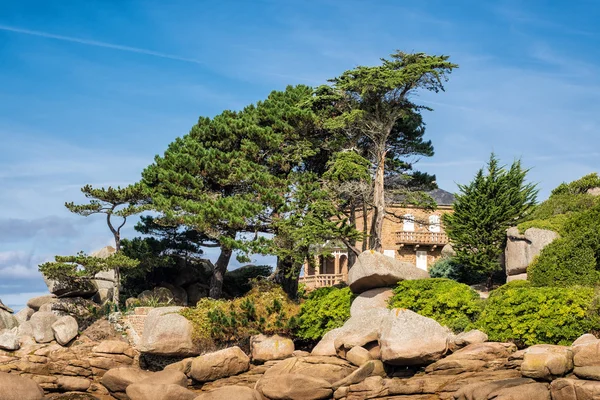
[396,231,449,245]
[299,274,345,290]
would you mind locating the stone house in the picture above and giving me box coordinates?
[300,189,455,289]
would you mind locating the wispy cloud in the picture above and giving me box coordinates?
[0,24,205,66]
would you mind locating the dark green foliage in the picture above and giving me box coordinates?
[388,279,482,333]
[476,282,600,346]
[428,257,485,285]
[294,286,354,340]
[443,154,537,288]
[528,202,600,287]
[223,265,273,297]
[551,173,600,196]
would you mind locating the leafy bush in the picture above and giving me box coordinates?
[476,282,600,346]
[388,279,482,333]
[428,257,485,285]
[223,265,272,297]
[551,173,600,196]
[181,280,299,349]
[294,286,354,340]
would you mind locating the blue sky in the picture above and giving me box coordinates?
[1,0,599,310]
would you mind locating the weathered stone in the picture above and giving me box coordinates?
[346,376,388,399]
[258,373,333,400]
[126,383,196,400]
[453,378,536,400]
[551,378,600,400]
[14,307,35,324]
[0,371,45,400]
[0,328,20,350]
[349,287,393,316]
[189,346,250,382]
[43,274,98,298]
[507,273,528,282]
[90,246,117,304]
[488,382,551,399]
[26,295,56,311]
[195,386,262,400]
[51,316,79,345]
[139,369,187,386]
[333,308,389,357]
[164,358,194,375]
[450,329,488,350]
[521,344,573,381]
[441,243,456,258]
[573,366,600,380]
[380,309,451,366]
[55,376,91,392]
[348,250,429,293]
[250,334,294,363]
[312,328,344,356]
[100,367,154,394]
[262,356,356,384]
[505,227,558,277]
[43,297,100,331]
[159,282,188,306]
[346,346,373,366]
[140,306,198,356]
[426,342,516,374]
[0,299,12,313]
[573,333,598,346]
[92,340,134,357]
[573,338,600,367]
[0,309,18,330]
[30,311,59,343]
[332,360,384,390]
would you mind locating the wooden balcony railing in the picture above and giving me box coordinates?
[299,274,345,290]
[396,231,449,246]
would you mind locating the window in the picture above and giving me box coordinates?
[403,214,415,231]
[429,215,441,233]
[383,249,396,259]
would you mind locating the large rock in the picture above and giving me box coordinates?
[42,297,100,330]
[521,344,573,381]
[26,295,56,311]
[551,378,600,400]
[159,282,188,306]
[139,369,187,386]
[572,337,600,380]
[258,373,333,400]
[349,287,393,317]
[453,378,538,400]
[505,227,559,277]
[100,367,154,395]
[449,329,488,351]
[30,311,59,343]
[333,308,389,357]
[43,275,98,298]
[0,327,20,350]
[261,356,356,384]
[195,386,262,400]
[426,342,517,375]
[0,298,13,313]
[184,282,209,306]
[126,384,196,400]
[346,346,373,366]
[250,334,294,362]
[379,308,451,365]
[0,309,18,330]
[189,346,250,382]
[139,306,199,356]
[51,315,79,345]
[0,372,45,400]
[312,328,344,356]
[348,250,429,293]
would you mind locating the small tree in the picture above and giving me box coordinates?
[39,252,139,308]
[443,154,538,290]
[65,184,146,252]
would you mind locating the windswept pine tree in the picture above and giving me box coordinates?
[315,51,457,252]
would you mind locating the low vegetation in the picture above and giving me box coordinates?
[294,285,354,340]
[388,279,482,333]
[476,281,600,346]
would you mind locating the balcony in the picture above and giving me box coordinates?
[396,231,449,246]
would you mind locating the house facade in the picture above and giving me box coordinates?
[300,189,455,289]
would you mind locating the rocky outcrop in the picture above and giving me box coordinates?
[505,227,559,280]
[333,308,389,357]
[195,386,262,400]
[521,344,573,381]
[0,299,13,314]
[258,373,333,400]
[0,372,45,400]
[0,328,20,351]
[126,383,196,400]
[0,309,18,331]
[380,309,451,365]
[30,311,59,343]
[26,295,56,311]
[349,287,393,317]
[189,346,250,382]
[250,334,294,363]
[51,316,79,346]
[139,307,198,356]
[348,250,429,293]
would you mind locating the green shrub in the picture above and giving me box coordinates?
[476,282,600,346]
[551,173,600,196]
[388,278,482,333]
[181,280,299,348]
[294,286,354,340]
[517,214,571,235]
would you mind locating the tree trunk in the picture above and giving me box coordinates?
[209,248,233,299]
[369,152,387,252]
[273,255,301,299]
[113,266,120,310]
[362,201,369,251]
[348,200,358,268]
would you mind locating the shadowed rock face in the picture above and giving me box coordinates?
[0,298,13,314]
[505,227,559,279]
